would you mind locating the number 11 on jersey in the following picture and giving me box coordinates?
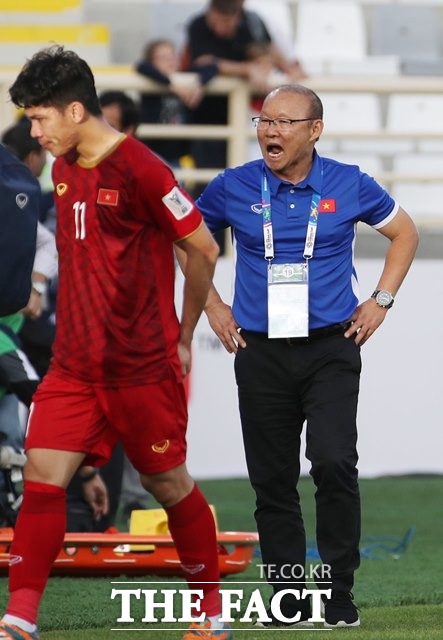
[73,201,86,239]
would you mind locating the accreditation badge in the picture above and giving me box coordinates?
[268,262,309,338]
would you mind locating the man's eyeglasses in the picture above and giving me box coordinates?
[252,117,315,131]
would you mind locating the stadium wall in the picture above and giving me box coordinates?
[180,256,442,480]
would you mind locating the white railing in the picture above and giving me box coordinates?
[2,68,443,224]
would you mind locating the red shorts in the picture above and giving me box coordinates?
[25,369,188,474]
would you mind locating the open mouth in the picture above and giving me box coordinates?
[266,144,284,159]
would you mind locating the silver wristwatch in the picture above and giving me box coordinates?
[32,281,47,296]
[371,289,394,309]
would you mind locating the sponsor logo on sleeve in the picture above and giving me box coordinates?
[162,186,193,220]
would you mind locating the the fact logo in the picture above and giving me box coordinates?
[111,587,331,625]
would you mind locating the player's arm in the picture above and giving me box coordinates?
[21,221,57,319]
[174,247,247,356]
[174,223,219,376]
[79,467,109,521]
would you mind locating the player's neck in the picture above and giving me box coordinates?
[76,120,124,164]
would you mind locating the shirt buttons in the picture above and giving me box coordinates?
[290,204,295,209]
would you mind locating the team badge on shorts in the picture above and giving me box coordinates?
[151,439,170,454]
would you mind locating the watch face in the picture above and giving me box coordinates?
[376,291,393,307]
[32,281,46,295]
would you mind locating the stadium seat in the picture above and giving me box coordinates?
[0,24,111,65]
[327,57,400,77]
[293,1,401,76]
[393,153,443,176]
[392,182,443,223]
[0,0,83,24]
[391,152,443,222]
[295,1,366,60]
[382,94,443,170]
[144,2,203,52]
[246,0,296,60]
[323,152,384,179]
[319,93,382,134]
[316,92,383,156]
[0,0,110,66]
[386,94,443,134]
[368,4,443,74]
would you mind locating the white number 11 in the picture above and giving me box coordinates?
[73,201,86,239]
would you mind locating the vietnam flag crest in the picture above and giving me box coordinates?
[319,199,336,213]
[97,188,119,206]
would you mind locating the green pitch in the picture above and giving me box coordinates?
[1,475,442,639]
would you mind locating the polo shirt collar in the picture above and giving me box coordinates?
[262,150,323,195]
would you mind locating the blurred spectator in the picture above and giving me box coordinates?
[2,118,54,226]
[181,0,307,251]
[0,219,56,401]
[135,39,207,167]
[0,218,57,526]
[182,0,306,132]
[2,120,57,377]
[99,89,140,137]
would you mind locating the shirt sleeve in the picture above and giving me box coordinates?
[33,221,58,279]
[358,172,398,228]
[135,154,203,241]
[135,60,171,86]
[195,173,228,232]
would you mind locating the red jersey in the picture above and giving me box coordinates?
[51,135,202,385]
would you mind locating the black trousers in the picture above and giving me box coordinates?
[235,329,362,596]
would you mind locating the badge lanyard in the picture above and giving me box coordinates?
[261,168,322,338]
[261,170,320,266]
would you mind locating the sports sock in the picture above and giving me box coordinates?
[7,480,66,624]
[165,484,221,617]
[2,613,37,633]
[207,614,225,629]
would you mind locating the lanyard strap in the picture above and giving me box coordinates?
[303,192,320,260]
[261,171,274,260]
[261,170,320,262]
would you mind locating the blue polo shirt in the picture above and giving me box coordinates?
[197,151,398,332]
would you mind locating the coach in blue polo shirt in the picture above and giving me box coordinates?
[197,84,419,629]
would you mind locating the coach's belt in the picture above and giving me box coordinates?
[243,322,352,345]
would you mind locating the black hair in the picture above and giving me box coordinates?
[1,118,42,162]
[99,90,140,132]
[210,0,243,15]
[9,45,101,116]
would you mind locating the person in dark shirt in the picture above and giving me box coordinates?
[181,0,306,255]
[99,89,140,137]
[183,0,305,130]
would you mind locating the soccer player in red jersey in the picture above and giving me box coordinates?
[2,46,231,640]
